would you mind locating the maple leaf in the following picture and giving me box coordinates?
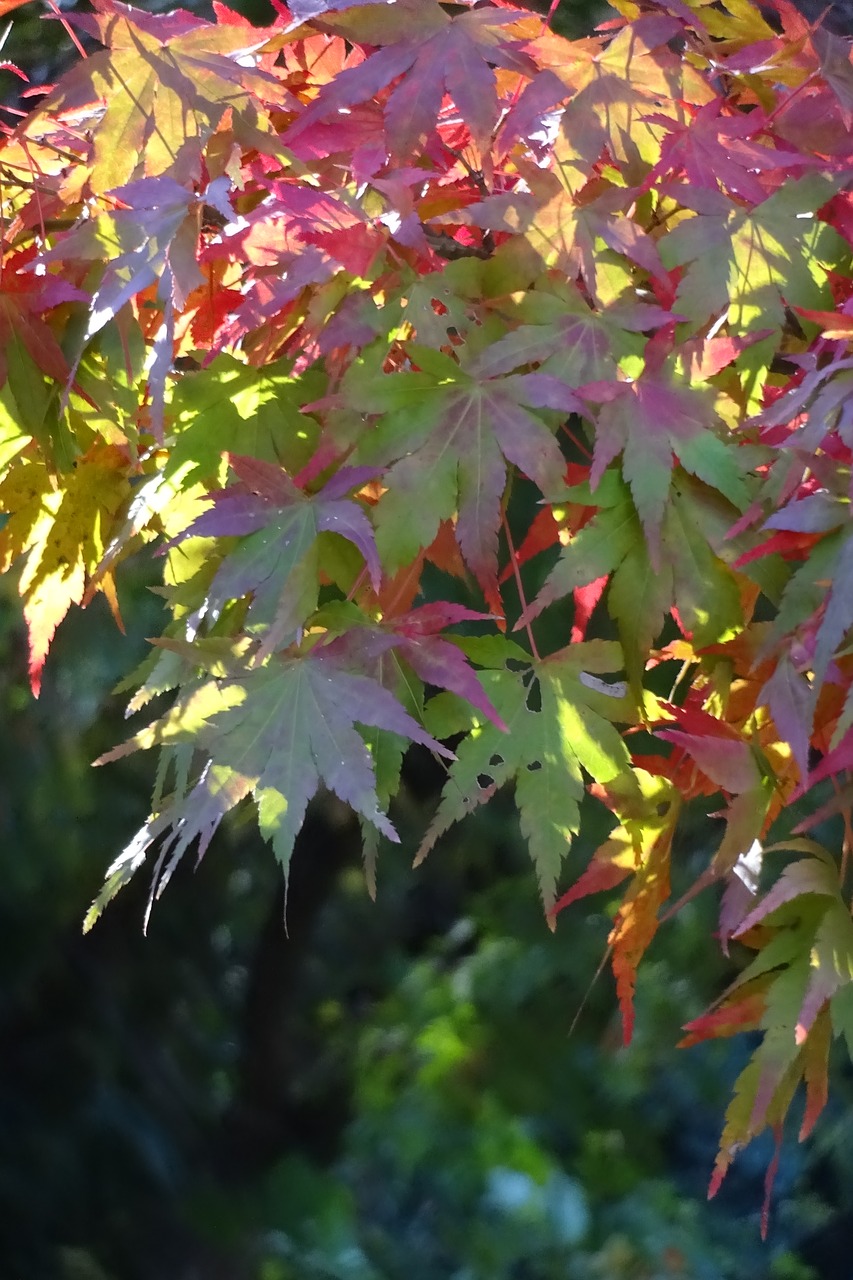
[28,0,289,193]
[347,347,572,601]
[704,850,853,1205]
[656,725,764,795]
[0,386,31,474]
[497,149,667,297]
[330,601,507,730]
[47,176,230,336]
[583,364,748,565]
[653,711,774,919]
[812,26,853,128]
[166,355,324,485]
[286,0,538,159]
[759,524,853,721]
[88,638,452,927]
[0,248,80,388]
[659,175,845,395]
[608,815,672,1044]
[0,445,130,694]
[523,471,742,689]
[680,987,767,1050]
[645,100,813,204]
[468,286,674,386]
[173,456,381,658]
[288,0,382,20]
[548,825,638,916]
[417,639,639,915]
[10,0,853,1210]
[551,768,680,1041]
[42,174,236,433]
[545,16,702,175]
[313,600,508,888]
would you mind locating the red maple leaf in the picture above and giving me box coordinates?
[286,0,538,159]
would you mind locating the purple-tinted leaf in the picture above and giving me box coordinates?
[288,0,385,19]
[597,216,667,283]
[316,500,382,586]
[760,656,813,779]
[763,486,845,532]
[318,465,382,502]
[719,839,764,955]
[175,460,381,654]
[286,6,535,159]
[814,26,853,129]
[397,602,495,634]
[813,532,853,689]
[443,32,498,145]
[146,289,175,442]
[585,372,721,564]
[385,40,447,156]
[506,372,583,414]
[648,99,813,204]
[606,303,684,331]
[403,634,507,730]
[497,68,568,153]
[182,489,276,538]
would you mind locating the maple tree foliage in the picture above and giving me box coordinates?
[4,0,853,1224]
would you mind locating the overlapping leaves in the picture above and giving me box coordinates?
[4,0,853,1222]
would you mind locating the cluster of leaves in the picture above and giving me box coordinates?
[3,0,853,1216]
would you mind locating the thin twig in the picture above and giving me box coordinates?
[503,513,540,661]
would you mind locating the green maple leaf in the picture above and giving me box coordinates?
[659,175,847,397]
[663,482,743,648]
[417,639,638,913]
[88,640,449,929]
[469,284,673,386]
[167,356,323,485]
[525,470,741,687]
[348,346,571,594]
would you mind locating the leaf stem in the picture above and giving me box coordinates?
[503,513,540,661]
[560,421,592,459]
[44,0,88,60]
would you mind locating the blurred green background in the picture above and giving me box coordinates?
[4,2,853,1277]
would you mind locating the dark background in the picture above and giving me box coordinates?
[4,1,853,1276]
